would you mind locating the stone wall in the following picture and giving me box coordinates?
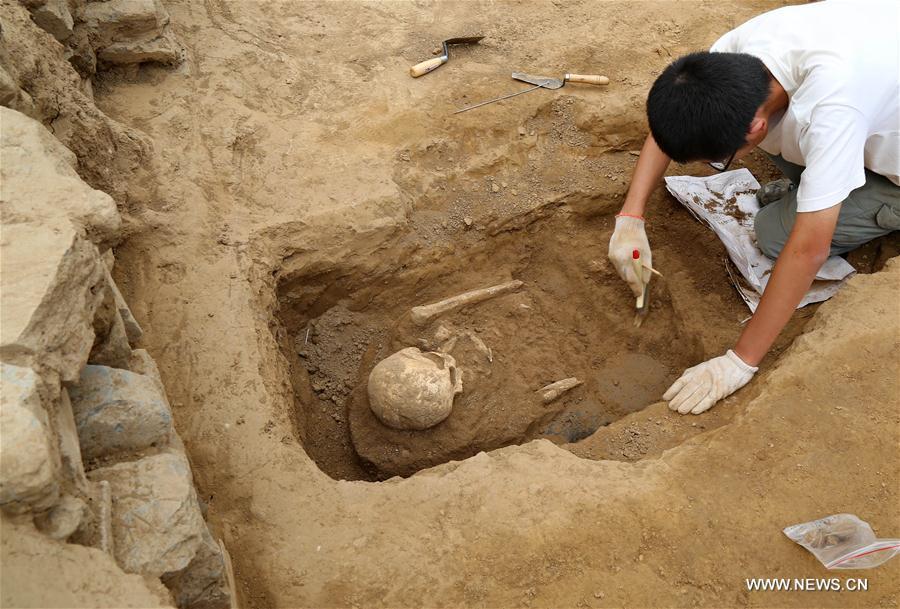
[0,5,234,606]
[19,0,183,81]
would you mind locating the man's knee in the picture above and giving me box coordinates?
[754,203,787,259]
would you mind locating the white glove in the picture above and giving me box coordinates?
[608,215,651,298]
[663,350,758,415]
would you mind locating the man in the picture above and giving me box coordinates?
[609,0,900,415]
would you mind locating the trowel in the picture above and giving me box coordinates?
[455,71,609,114]
[630,249,646,327]
[409,36,485,77]
[514,72,609,88]
[631,249,662,328]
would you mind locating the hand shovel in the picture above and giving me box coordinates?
[455,71,609,114]
[513,72,609,88]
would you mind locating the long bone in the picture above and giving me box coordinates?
[410,280,524,326]
[538,378,583,404]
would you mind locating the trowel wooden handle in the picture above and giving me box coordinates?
[565,74,609,85]
[410,56,447,77]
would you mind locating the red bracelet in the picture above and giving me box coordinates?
[616,212,645,221]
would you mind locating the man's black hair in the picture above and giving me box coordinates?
[646,52,770,163]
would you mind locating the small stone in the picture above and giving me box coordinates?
[0,106,121,245]
[89,283,132,369]
[34,495,87,541]
[491,182,500,193]
[517,126,526,136]
[593,591,605,599]
[127,349,166,395]
[30,0,74,42]
[0,218,106,385]
[511,190,518,196]
[68,31,98,79]
[501,182,508,188]
[68,365,174,461]
[162,527,235,609]
[57,389,89,493]
[98,29,182,65]
[0,364,60,513]
[88,451,206,577]
[82,0,169,43]
[81,0,183,66]
[0,67,37,118]
[463,216,473,228]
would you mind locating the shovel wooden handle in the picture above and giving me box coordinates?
[410,56,447,77]
[565,74,609,85]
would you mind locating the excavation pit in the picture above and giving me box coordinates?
[273,206,765,481]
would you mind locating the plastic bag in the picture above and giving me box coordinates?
[784,514,900,569]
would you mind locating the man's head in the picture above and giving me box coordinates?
[647,52,771,164]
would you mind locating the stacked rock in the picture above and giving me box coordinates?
[11,0,184,96]
[0,107,233,608]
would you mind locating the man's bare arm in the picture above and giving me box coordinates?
[734,205,842,365]
[619,134,672,216]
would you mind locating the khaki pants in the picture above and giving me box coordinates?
[754,155,900,259]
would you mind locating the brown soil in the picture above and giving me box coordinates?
[43,0,899,606]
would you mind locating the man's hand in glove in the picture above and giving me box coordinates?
[608,214,651,297]
[663,350,758,415]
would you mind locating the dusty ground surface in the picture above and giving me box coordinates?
[68,0,900,606]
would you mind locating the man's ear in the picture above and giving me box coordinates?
[748,116,767,137]
[745,116,767,145]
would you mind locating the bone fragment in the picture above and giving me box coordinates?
[538,378,583,404]
[410,280,524,326]
[433,324,454,343]
[440,336,458,354]
[467,332,493,363]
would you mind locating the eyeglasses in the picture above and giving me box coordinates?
[708,150,736,172]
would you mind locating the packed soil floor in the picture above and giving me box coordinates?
[89,0,899,607]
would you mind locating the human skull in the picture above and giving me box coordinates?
[367,347,463,430]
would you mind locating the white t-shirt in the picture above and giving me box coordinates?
[711,0,900,212]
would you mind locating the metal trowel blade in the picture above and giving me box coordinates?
[444,36,485,45]
[512,72,565,90]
